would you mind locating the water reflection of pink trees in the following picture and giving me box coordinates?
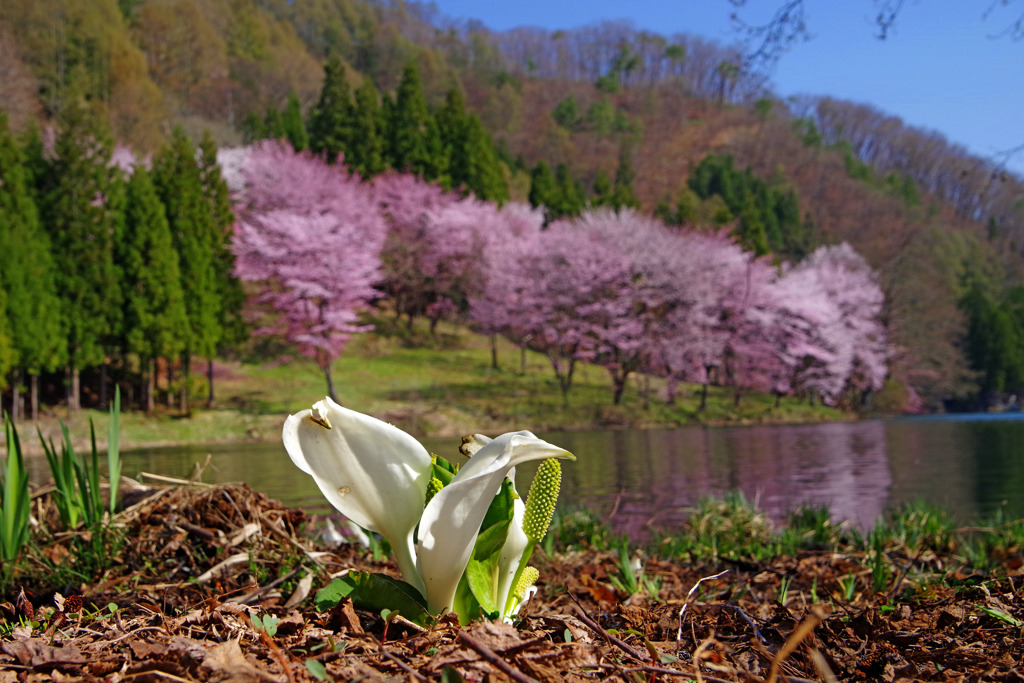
[552,421,894,538]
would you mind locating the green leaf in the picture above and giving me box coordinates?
[463,486,517,619]
[305,659,329,681]
[451,571,482,625]
[107,387,121,515]
[1,417,30,562]
[261,614,280,637]
[976,603,1024,627]
[473,517,512,561]
[465,558,501,617]
[314,572,430,626]
[431,455,457,484]
[480,479,515,532]
[440,665,464,683]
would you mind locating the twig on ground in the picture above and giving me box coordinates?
[229,569,299,604]
[259,629,296,683]
[598,663,735,682]
[808,648,840,683]
[765,606,827,683]
[121,671,194,682]
[374,637,427,682]
[677,569,730,641]
[569,598,649,662]
[457,630,538,683]
[137,472,217,488]
[728,604,768,644]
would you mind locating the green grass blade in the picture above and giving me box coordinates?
[88,419,103,524]
[40,428,72,527]
[108,387,122,515]
[1,416,31,562]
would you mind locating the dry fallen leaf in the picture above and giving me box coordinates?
[201,639,285,683]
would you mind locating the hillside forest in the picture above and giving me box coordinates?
[1,0,1024,418]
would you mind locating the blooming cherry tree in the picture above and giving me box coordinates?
[472,217,641,405]
[373,173,498,331]
[232,141,386,399]
[593,211,759,407]
[467,202,545,368]
[777,243,888,404]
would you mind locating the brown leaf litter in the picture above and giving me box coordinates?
[1,483,1022,682]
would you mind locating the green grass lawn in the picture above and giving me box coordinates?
[29,318,846,453]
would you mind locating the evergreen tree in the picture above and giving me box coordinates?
[457,113,508,202]
[241,111,269,143]
[436,88,467,150]
[962,282,1024,400]
[553,162,585,219]
[387,62,445,180]
[552,95,582,130]
[528,161,559,221]
[198,132,247,405]
[264,107,287,141]
[438,90,508,202]
[282,91,309,152]
[531,161,584,221]
[736,192,770,256]
[152,127,222,414]
[347,78,386,177]
[42,98,123,412]
[308,54,353,164]
[0,113,64,420]
[421,114,449,184]
[118,165,188,412]
[592,171,614,208]
[611,144,640,211]
[688,153,806,257]
[18,124,48,195]
[0,289,13,393]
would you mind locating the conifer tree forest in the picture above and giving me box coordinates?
[1,0,1023,415]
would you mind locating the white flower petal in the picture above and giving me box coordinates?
[283,397,431,592]
[416,431,573,615]
[496,497,529,618]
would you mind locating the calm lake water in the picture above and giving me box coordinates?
[109,415,1024,539]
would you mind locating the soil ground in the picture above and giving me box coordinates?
[2,483,1022,682]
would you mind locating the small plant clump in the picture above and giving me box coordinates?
[1,390,124,592]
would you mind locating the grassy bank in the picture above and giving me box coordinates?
[22,318,846,454]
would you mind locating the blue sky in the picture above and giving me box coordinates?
[428,1,1024,175]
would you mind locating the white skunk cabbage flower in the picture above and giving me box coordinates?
[284,400,573,618]
[283,397,432,596]
[415,430,572,614]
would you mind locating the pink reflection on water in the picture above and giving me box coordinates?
[549,421,893,540]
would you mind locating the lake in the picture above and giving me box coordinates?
[112,414,1024,539]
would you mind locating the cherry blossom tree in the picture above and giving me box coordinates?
[757,273,840,404]
[467,202,545,368]
[586,210,760,408]
[373,173,496,331]
[777,243,888,404]
[473,201,889,409]
[575,209,692,405]
[232,141,386,399]
[471,216,641,405]
[717,255,791,405]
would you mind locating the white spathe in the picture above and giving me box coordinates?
[283,397,432,596]
[415,430,571,614]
